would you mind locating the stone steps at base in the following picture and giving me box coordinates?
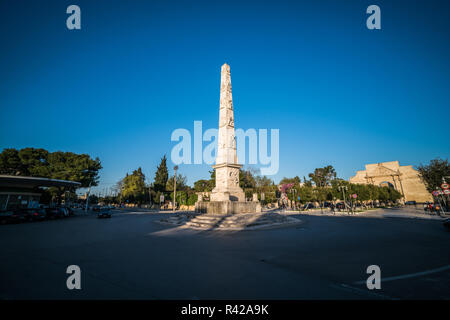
[160,213,302,230]
[190,218,224,223]
[185,222,221,229]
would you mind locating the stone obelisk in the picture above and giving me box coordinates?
[210,64,246,202]
[195,64,260,215]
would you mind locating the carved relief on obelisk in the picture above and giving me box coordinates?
[211,63,245,202]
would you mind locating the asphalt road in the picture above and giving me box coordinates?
[0,208,449,300]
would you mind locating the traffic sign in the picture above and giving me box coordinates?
[442,183,449,190]
[352,194,357,199]
[444,189,450,195]
[432,191,439,196]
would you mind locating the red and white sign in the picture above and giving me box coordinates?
[352,194,357,199]
[441,183,449,190]
[432,191,439,196]
[444,189,450,195]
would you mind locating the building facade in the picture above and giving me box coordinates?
[349,161,432,203]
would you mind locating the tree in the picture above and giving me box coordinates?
[279,176,301,185]
[0,148,26,175]
[308,165,336,187]
[0,148,101,188]
[298,185,314,203]
[239,169,256,189]
[417,158,450,193]
[0,147,102,202]
[255,175,274,188]
[120,168,147,204]
[166,173,188,192]
[154,155,169,193]
[193,179,214,192]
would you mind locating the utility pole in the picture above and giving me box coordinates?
[338,185,348,214]
[85,181,92,212]
[148,185,152,209]
[173,166,178,212]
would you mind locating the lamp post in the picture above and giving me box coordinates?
[85,180,92,212]
[148,185,152,209]
[338,185,348,213]
[291,188,297,209]
[173,165,178,212]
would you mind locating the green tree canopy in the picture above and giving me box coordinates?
[166,173,188,191]
[279,176,301,185]
[193,179,214,192]
[308,165,336,187]
[0,147,101,188]
[240,169,256,189]
[417,158,450,193]
[120,167,147,203]
[153,155,169,192]
[255,175,274,188]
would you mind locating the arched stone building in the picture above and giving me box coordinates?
[349,161,432,203]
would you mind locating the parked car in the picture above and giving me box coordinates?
[24,208,46,221]
[92,205,101,212]
[45,207,63,219]
[405,201,416,205]
[443,218,450,229]
[8,209,27,223]
[302,203,315,210]
[336,202,346,210]
[0,210,16,224]
[97,208,111,219]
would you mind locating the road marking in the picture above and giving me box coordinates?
[354,265,450,284]
[331,284,395,300]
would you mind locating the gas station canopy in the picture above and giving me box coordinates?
[0,175,81,189]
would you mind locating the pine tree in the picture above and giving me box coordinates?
[154,155,169,193]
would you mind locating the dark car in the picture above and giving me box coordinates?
[24,208,46,221]
[444,218,450,229]
[0,210,17,224]
[322,202,332,208]
[302,203,315,210]
[45,207,63,219]
[97,208,111,219]
[3,209,28,223]
[336,202,346,210]
[405,201,416,205]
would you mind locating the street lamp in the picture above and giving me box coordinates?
[173,165,178,212]
[85,180,92,212]
[338,185,348,213]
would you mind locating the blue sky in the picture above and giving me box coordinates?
[1,0,449,194]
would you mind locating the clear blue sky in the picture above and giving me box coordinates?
[1,0,449,194]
